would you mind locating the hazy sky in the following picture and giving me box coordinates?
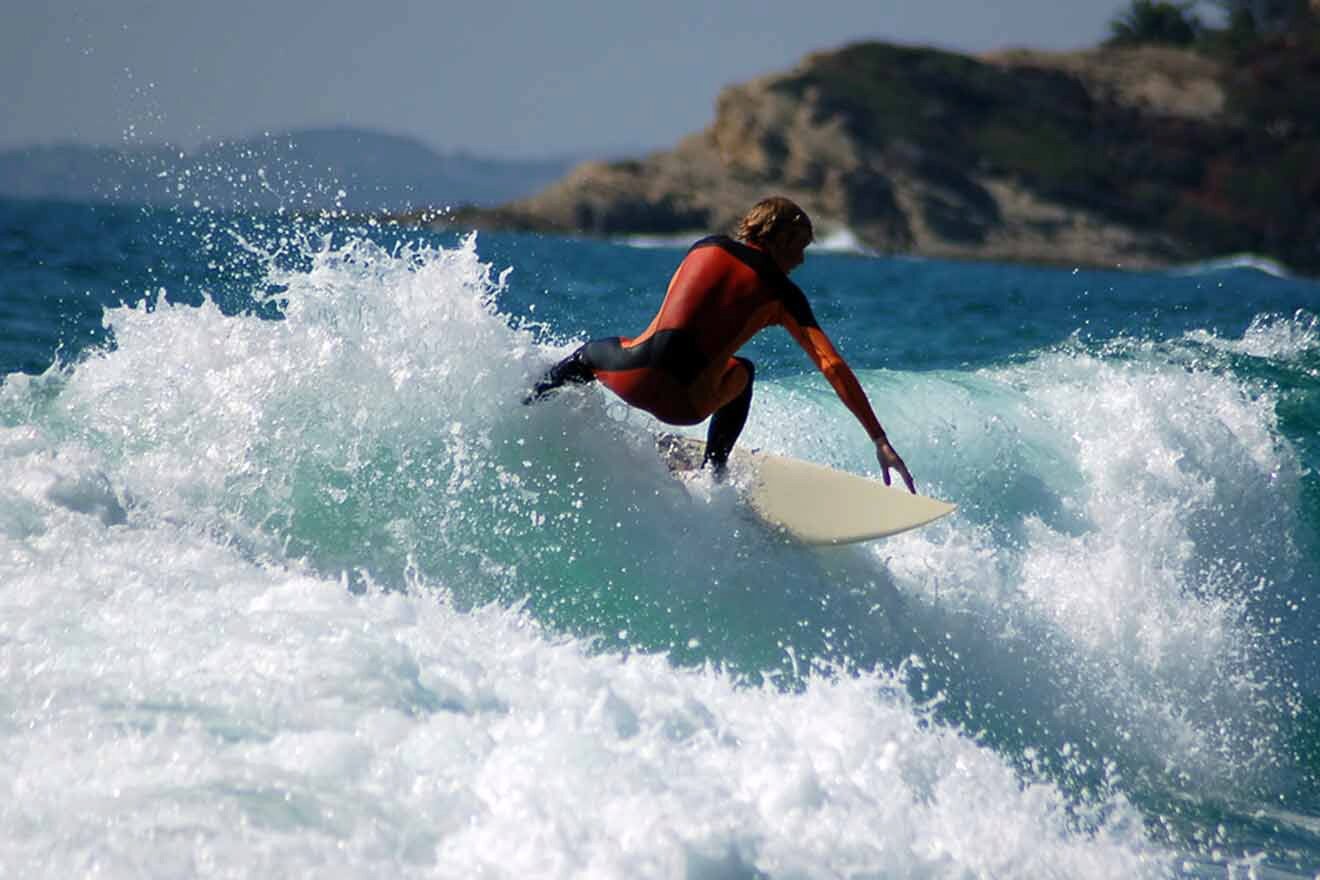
[5,0,1145,159]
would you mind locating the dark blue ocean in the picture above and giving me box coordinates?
[3,195,1320,877]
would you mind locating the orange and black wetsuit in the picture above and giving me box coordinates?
[529,235,885,467]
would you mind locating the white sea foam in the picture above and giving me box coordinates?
[0,232,1172,877]
[1171,254,1294,279]
[1185,309,1320,363]
[0,508,1163,877]
[619,233,692,250]
[747,333,1298,794]
[620,227,876,256]
[811,225,877,255]
[982,346,1292,780]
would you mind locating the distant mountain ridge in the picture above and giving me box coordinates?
[0,128,578,212]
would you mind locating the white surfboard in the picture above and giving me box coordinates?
[658,435,956,545]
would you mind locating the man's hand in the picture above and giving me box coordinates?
[874,438,916,494]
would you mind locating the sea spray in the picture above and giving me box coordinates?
[880,341,1293,800]
[0,504,1167,876]
[5,199,1320,874]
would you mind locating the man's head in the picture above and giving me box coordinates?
[736,197,814,273]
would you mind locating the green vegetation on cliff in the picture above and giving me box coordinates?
[411,10,1319,273]
[1098,0,1320,267]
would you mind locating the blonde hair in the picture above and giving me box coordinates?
[736,197,814,247]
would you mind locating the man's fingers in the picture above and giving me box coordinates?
[877,444,916,493]
[898,461,916,494]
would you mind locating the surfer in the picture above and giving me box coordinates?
[525,196,916,493]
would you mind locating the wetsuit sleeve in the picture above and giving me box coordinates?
[778,291,887,441]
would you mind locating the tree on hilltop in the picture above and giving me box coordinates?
[1106,0,1203,45]
[1107,0,1317,50]
[1205,0,1315,34]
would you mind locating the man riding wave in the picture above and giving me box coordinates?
[526,196,915,493]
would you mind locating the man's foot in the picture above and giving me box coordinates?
[701,457,729,483]
[523,346,595,405]
[522,383,554,406]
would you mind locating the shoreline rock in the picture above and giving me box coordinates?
[399,39,1318,274]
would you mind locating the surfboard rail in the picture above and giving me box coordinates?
[659,434,955,545]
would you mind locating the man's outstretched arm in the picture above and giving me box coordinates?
[785,320,917,493]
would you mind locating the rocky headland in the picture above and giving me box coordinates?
[403,37,1319,272]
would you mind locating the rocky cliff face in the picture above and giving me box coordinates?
[417,40,1318,272]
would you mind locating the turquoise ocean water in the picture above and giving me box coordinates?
[3,194,1320,877]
